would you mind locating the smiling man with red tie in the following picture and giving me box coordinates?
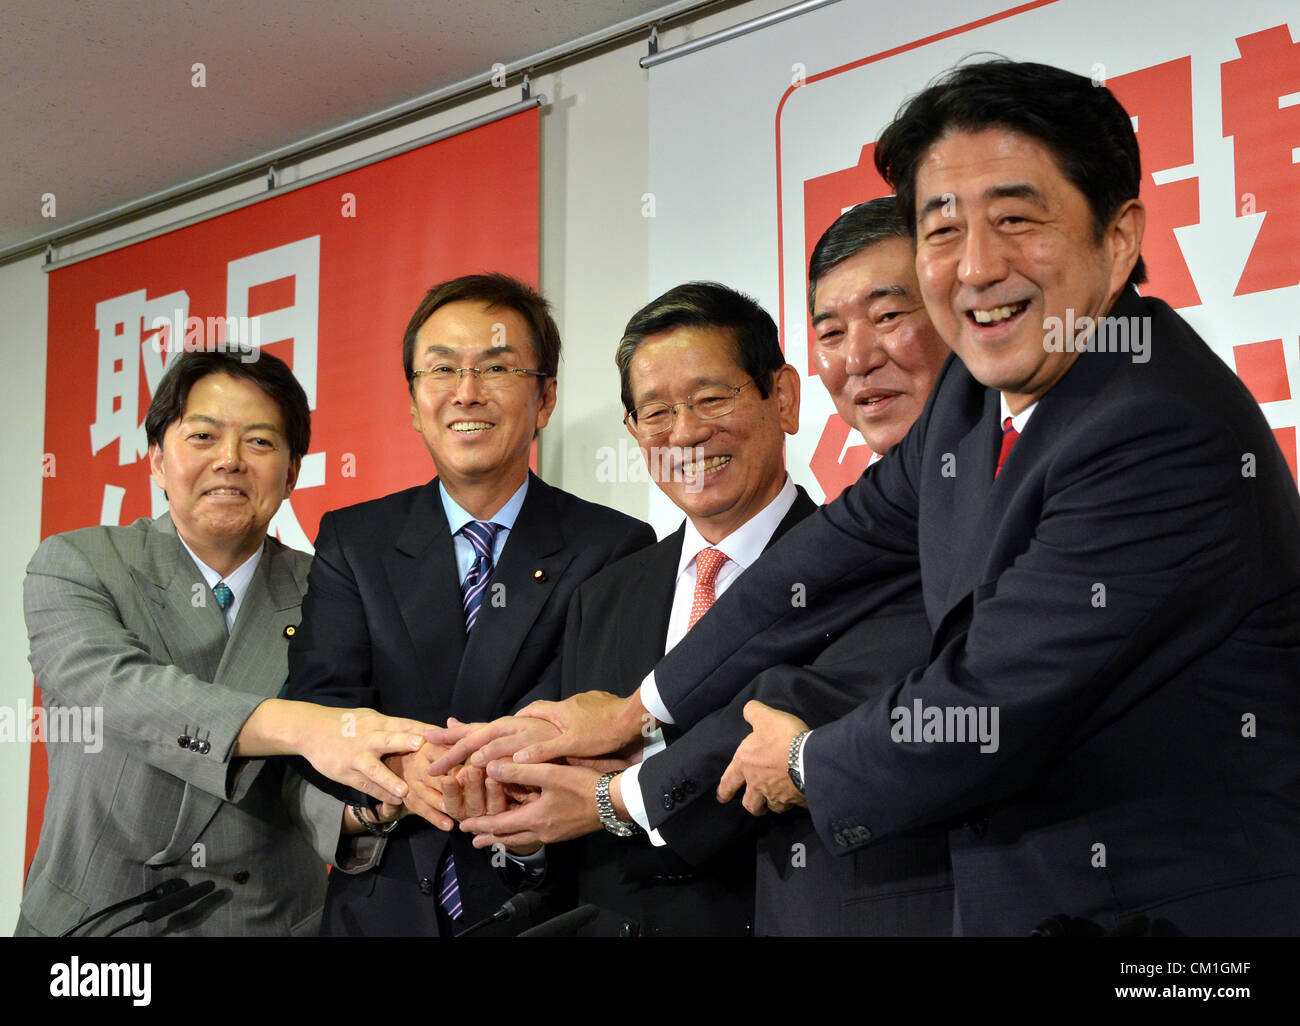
[432,282,809,935]
[495,61,1300,937]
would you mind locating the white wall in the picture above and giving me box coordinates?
[0,0,788,931]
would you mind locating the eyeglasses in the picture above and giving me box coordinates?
[412,364,551,389]
[624,380,754,438]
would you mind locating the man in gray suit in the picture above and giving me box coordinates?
[18,347,432,937]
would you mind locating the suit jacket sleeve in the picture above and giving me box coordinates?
[23,531,267,803]
[653,414,926,728]
[806,392,1261,851]
[517,520,655,711]
[284,510,379,804]
[642,596,931,864]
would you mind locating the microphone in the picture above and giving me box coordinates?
[61,878,190,937]
[1029,913,1105,938]
[454,889,544,938]
[105,880,217,936]
[1030,914,1071,937]
[1107,915,1150,937]
[518,904,601,938]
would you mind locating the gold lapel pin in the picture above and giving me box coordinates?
[283,625,297,638]
[533,569,548,583]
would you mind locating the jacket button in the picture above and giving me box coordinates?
[682,780,697,794]
[233,870,250,885]
[177,735,191,748]
[671,786,685,803]
[188,738,202,752]
[418,877,433,895]
[198,740,211,755]
[662,794,674,810]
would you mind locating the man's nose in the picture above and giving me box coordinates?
[843,321,886,377]
[957,221,1008,288]
[452,367,485,401]
[213,437,244,470]
[667,402,711,448]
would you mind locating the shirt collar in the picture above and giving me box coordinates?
[999,392,1038,434]
[439,476,529,535]
[676,475,798,580]
[176,534,263,595]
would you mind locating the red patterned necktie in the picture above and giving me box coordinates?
[688,548,729,630]
[995,417,1019,478]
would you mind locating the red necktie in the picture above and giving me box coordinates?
[687,548,729,630]
[995,417,1019,478]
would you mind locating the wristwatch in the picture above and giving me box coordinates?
[349,802,400,837]
[596,771,643,837]
[787,730,811,795]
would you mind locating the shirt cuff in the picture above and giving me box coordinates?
[619,763,667,848]
[639,672,675,726]
[504,845,547,882]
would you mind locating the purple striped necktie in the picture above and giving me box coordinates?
[458,520,503,633]
[440,519,503,922]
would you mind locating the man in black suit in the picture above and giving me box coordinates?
[443,227,953,935]
[286,273,654,936]
[628,207,955,936]
[433,282,804,935]
[504,61,1300,936]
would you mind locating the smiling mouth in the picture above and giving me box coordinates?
[203,488,246,497]
[857,392,899,411]
[679,454,731,478]
[969,301,1029,325]
[449,421,493,434]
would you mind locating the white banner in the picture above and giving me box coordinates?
[648,0,1299,525]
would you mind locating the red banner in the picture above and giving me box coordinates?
[29,108,540,871]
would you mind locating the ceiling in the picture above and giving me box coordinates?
[0,0,720,260]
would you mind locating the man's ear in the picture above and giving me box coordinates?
[148,442,167,492]
[533,376,558,435]
[284,456,301,498]
[1105,198,1145,297]
[773,364,801,436]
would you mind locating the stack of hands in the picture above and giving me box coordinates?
[362,692,813,852]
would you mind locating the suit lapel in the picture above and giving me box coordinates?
[933,308,1130,626]
[939,387,1002,615]
[216,540,301,697]
[453,474,571,719]
[391,479,467,700]
[617,530,682,690]
[131,515,227,683]
[764,486,817,552]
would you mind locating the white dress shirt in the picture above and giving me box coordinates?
[623,476,798,843]
[176,536,263,633]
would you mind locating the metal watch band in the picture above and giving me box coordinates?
[787,730,811,795]
[596,771,643,837]
[349,802,399,837]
